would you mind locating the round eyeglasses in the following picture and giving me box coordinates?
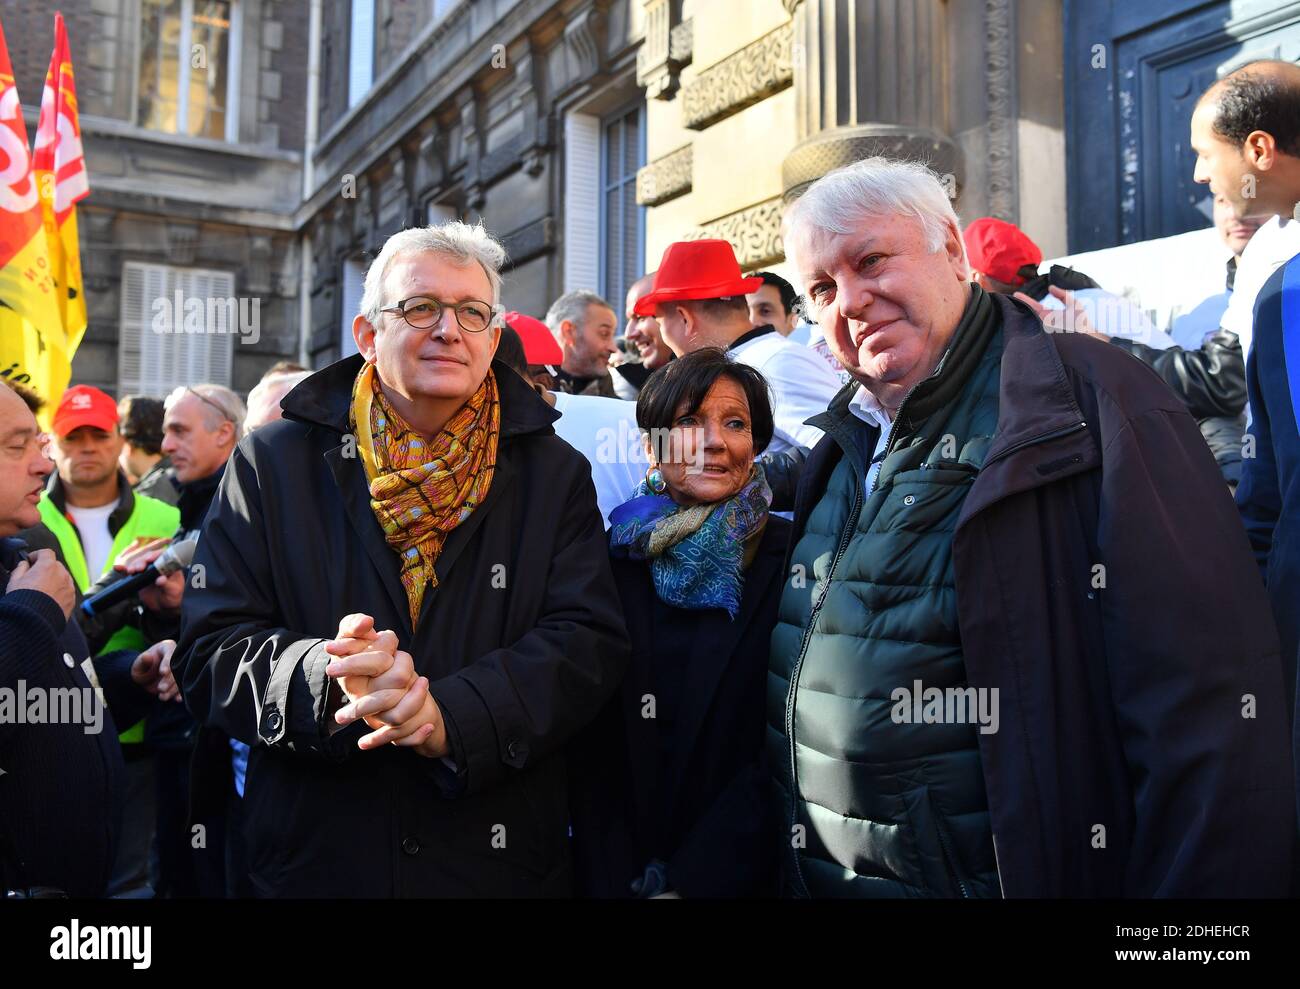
[379,296,499,333]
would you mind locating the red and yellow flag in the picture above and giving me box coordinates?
[33,11,90,411]
[0,13,63,420]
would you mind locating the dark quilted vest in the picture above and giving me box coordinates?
[769,289,1004,897]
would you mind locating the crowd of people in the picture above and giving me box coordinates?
[3,59,1300,899]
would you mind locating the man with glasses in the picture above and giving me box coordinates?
[0,380,171,897]
[173,221,628,897]
[16,384,180,897]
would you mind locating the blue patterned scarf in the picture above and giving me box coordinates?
[608,464,771,619]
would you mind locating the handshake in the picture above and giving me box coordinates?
[324,613,448,759]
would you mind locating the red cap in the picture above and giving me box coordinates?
[633,240,762,316]
[963,217,1042,286]
[52,385,119,437]
[503,311,563,365]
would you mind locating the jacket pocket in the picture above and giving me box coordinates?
[899,786,969,898]
[875,469,976,533]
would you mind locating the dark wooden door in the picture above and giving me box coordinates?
[1066,0,1300,253]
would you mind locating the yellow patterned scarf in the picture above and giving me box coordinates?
[348,361,500,629]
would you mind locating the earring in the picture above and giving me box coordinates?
[646,466,667,494]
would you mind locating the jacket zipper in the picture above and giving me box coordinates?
[932,814,971,898]
[783,380,922,896]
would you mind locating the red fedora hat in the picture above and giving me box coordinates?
[633,239,763,316]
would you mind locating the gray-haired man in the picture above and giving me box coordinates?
[769,157,1293,898]
[173,222,628,896]
[545,289,620,397]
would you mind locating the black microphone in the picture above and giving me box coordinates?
[79,538,198,617]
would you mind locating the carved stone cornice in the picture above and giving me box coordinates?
[683,197,784,269]
[669,18,693,64]
[166,221,200,265]
[637,0,690,100]
[351,175,373,244]
[564,6,604,85]
[456,89,485,212]
[411,122,446,197]
[681,23,793,130]
[246,234,273,296]
[510,35,550,176]
[310,212,339,287]
[636,145,692,206]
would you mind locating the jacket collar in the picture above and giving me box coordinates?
[281,353,561,439]
[175,465,225,532]
[791,292,1100,539]
[44,469,137,535]
[956,294,1099,525]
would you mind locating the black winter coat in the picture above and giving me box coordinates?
[775,293,1295,897]
[0,538,151,895]
[174,355,629,897]
[569,517,789,898]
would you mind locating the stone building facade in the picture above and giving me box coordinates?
[636,0,1065,287]
[15,0,1266,389]
[299,0,649,365]
[6,0,307,399]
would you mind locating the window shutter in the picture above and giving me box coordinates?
[340,257,366,358]
[118,261,235,397]
[563,112,602,293]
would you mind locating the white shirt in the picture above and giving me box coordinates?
[730,329,843,456]
[550,391,648,527]
[67,498,120,579]
[848,386,893,492]
[1221,214,1300,358]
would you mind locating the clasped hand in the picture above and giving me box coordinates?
[323,613,447,757]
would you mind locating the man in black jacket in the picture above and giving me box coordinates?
[0,381,173,897]
[174,222,628,897]
[771,156,1293,897]
[113,382,244,897]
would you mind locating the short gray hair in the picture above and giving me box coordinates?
[164,384,248,441]
[359,221,507,324]
[245,370,311,431]
[783,157,963,283]
[545,290,612,339]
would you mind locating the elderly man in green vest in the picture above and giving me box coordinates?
[769,156,1294,898]
[19,383,179,896]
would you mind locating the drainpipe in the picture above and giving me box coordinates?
[299,0,322,366]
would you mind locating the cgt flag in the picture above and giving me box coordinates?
[0,13,63,423]
[34,10,91,408]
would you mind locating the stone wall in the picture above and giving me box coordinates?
[2,0,308,398]
[302,0,644,366]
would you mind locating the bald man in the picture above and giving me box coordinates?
[612,272,673,400]
[1213,61,1300,832]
